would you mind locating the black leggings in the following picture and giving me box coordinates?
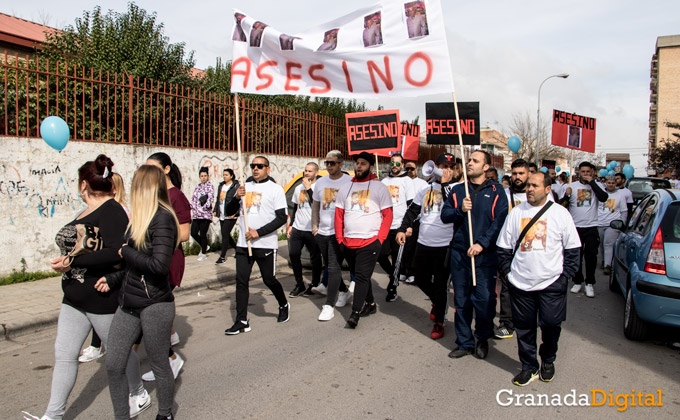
[191,219,211,253]
[219,219,237,258]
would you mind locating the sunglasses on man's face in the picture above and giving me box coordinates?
[324,160,339,166]
[405,167,416,171]
[250,163,268,169]
[389,161,402,167]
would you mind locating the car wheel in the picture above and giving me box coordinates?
[623,287,647,340]
[608,264,620,294]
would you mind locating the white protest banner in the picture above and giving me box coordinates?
[230,0,454,99]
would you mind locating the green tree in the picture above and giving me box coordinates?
[649,122,680,172]
[39,2,197,85]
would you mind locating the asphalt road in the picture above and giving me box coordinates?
[3,265,680,419]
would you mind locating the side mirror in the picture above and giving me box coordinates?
[610,220,625,231]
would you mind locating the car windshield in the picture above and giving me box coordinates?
[628,179,671,194]
[662,202,680,243]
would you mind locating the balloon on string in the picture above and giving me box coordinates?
[608,170,615,176]
[540,167,548,173]
[565,171,570,177]
[556,166,561,172]
[599,169,608,177]
[507,136,521,153]
[40,116,70,151]
[622,164,635,179]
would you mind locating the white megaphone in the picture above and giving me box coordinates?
[422,160,443,179]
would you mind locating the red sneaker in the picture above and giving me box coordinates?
[429,305,436,322]
[431,322,444,340]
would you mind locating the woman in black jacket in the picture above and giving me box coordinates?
[213,168,239,264]
[95,165,180,420]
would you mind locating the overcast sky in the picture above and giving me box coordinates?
[7,0,680,173]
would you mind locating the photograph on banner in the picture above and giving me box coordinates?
[398,122,420,160]
[230,0,453,99]
[346,109,401,156]
[425,102,480,145]
[551,110,596,153]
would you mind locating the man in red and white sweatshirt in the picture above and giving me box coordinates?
[335,152,393,329]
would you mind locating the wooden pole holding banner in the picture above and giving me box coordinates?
[451,92,477,286]
[375,153,380,178]
[234,93,253,256]
[570,149,574,189]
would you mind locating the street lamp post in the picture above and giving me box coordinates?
[536,73,569,167]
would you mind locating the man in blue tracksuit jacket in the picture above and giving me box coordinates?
[441,150,508,360]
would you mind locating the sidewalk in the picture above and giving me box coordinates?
[0,242,290,340]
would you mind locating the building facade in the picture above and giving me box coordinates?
[649,35,680,156]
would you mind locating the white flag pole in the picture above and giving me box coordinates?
[234,93,253,256]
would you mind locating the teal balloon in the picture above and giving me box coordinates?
[565,171,570,177]
[40,116,70,151]
[608,170,615,176]
[622,164,634,179]
[611,160,618,168]
[599,169,608,177]
[540,166,548,173]
[556,166,561,172]
[507,136,521,153]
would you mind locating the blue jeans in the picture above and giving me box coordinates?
[450,250,497,350]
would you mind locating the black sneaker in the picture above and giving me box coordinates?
[215,257,226,264]
[474,339,489,359]
[385,287,398,302]
[359,302,377,317]
[289,284,306,297]
[303,284,315,296]
[512,369,539,386]
[345,311,360,329]
[540,361,555,382]
[448,346,473,358]
[277,303,290,323]
[225,320,251,335]
[493,325,514,339]
[155,414,174,420]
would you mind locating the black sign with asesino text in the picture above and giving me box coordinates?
[425,102,480,145]
[345,109,401,155]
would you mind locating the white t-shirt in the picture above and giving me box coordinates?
[291,182,315,232]
[411,177,428,194]
[382,175,415,229]
[237,180,287,249]
[312,174,352,236]
[618,187,634,204]
[505,188,527,210]
[497,201,581,291]
[218,183,235,221]
[413,182,454,247]
[598,189,628,227]
[568,181,601,228]
[336,179,392,239]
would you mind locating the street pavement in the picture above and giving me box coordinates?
[1,243,680,419]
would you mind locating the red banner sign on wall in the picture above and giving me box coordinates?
[551,109,596,153]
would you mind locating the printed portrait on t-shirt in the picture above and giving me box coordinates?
[577,189,592,207]
[298,190,310,209]
[219,189,227,203]
[423,189,443,214]
[520,218,548,252]
[602,198,616,212]
[387,185,401,204]
[245,191,263,215]
[349,190,370,213]
[322,188,339,210]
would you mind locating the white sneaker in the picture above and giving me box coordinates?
[170,332,180,347]
[129,388,151,418]
[570,284,582,294]
[399,274,407,282]
[311,283,328,296]
[21,412,55,420]
[585,284,595,298]
[170,354,184,379]
[336,291,351,308]
[78,346,105,363]
[197,254,208,262]
[206,245,211,252]
[141,369,155,382]
[349,281,355,293]
[405,276,415,284]
[318,305,335,321]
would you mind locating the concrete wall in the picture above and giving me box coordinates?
[0,136,318,276]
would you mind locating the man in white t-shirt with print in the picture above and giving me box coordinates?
[335,152,393,329]
[497,172,581,386]
[560,161,608,298]
[379,153,415,302]
[396,153,456,340]
[598,176,628,275]
[287,163,323,298]
[224,156,290,335]
[312,150,353,321]
[615,172,634,218]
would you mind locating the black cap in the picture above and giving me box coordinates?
[435,153,456,165]
[353,152,375,166]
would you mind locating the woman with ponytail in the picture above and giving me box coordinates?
[96,165,180,420]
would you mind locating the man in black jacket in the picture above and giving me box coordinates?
[224,156,290,335]
[496,173,581,386]
[213,168,239,264]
